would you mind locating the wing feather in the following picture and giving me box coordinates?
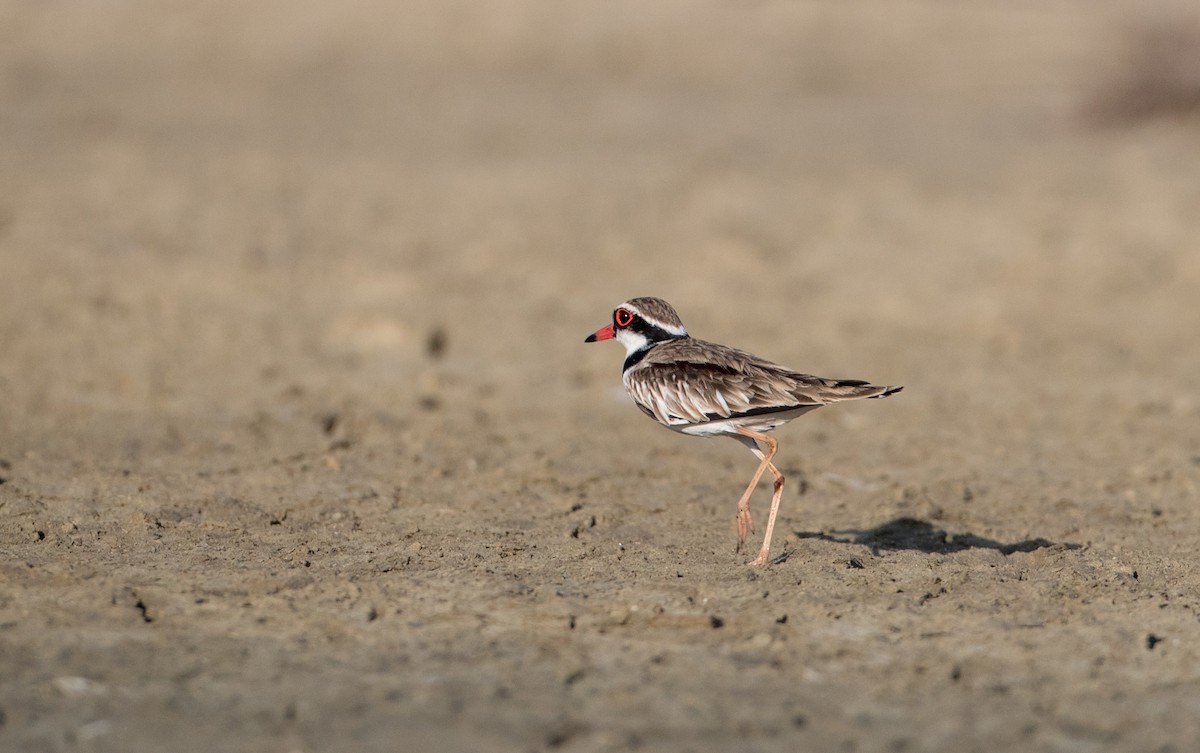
[622,338,899,427]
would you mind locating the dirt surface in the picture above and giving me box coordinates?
[3,2,1200,751]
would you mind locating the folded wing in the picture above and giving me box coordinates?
[624,339,900,427]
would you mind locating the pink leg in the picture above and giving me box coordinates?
[734,427,784,566]
[732,452,769,552]
[752,458,785,566]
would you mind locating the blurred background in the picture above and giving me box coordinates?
[2,0,1199,465]
[4,2,1200,751]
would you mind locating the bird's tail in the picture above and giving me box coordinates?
[828,379,903,400]
[790,377,904,405]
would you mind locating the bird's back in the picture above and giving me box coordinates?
[623,338,901,428]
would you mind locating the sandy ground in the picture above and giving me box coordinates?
[3,2,1200,751]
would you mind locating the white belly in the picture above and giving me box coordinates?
[669,405,821,437]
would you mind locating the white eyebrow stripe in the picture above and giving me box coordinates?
[654,321,688,336]
[618,301,688,337]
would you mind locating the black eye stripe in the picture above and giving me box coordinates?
[630,317,678,342]
[612,307,683,343]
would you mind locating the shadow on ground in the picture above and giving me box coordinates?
[795,517,1082,556]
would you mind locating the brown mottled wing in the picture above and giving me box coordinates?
[624,339,900,426]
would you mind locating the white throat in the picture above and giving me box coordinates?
[615,328,651,358]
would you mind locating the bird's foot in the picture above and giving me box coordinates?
[735,507,754,551]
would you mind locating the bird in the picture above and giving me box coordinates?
[584,296,902,565]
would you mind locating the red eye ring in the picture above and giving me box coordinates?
[615,308,634,327]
